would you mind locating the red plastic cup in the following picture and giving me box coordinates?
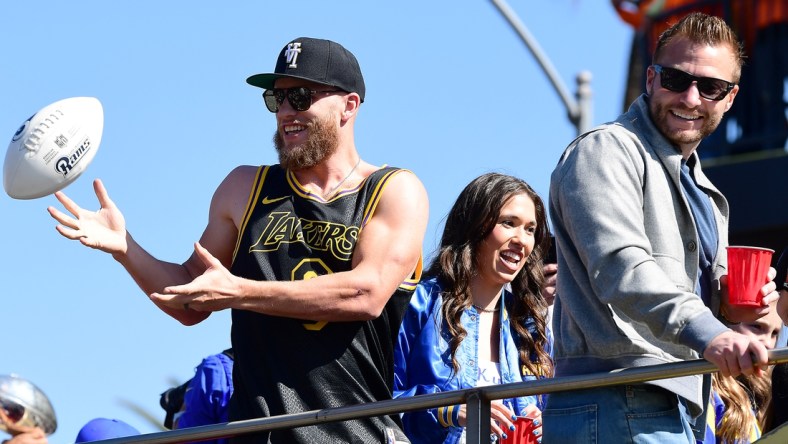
[501,416,537,444]
[726,246,774,306]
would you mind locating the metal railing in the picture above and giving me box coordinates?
[92,348,788,443]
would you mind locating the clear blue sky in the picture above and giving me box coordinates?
[1,1,631,441]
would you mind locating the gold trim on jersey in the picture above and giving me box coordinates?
[399,255,423,291]
[284,169,366,203]
[231,165,269,264]
[360,168,403,227]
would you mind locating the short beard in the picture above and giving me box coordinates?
[273,114,339,170]
[649,99,722,147]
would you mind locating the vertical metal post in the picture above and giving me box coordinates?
[490,0,593,136]
[575,71,593,135]
[465,390,492,443]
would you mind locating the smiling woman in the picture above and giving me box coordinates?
[393,173,554,444]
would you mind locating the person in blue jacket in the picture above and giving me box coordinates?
[159,349,234,444]
[176,349,234,444]
[394,173,553,444]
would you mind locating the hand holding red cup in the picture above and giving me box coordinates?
[501,416,539,444]
[726,246,774,306]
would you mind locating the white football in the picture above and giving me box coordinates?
[3,96,103,199]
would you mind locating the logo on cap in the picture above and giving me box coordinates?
[285,42,302,68]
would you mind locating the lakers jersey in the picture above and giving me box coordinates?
[228,164,420,443]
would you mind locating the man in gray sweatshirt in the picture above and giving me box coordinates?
[544,12,780,443]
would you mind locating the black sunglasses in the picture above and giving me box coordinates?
[262,87,342,113]
[652,65,735,101]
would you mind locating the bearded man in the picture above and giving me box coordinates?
[544,13,780,443]
[48,37,428,444]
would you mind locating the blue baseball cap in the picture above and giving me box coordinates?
[75,418,140,442]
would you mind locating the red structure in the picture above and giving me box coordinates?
[613,0,788,254]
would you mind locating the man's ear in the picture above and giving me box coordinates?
[341,93,361,121]
[723,84,739,113]
[645,64,656,96]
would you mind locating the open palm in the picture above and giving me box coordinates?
[47,179,128,255]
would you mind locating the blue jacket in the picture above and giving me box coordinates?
[177,352,234,444]
[393,277,550,444]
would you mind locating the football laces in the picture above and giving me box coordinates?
[23,110,63,154]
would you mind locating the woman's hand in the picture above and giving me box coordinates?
[458,400,517,441]
[519,403,543,442]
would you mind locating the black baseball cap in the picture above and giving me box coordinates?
[246,37,365,102]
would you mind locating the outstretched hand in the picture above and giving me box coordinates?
[150,242,239,313]
[47,179,127,255]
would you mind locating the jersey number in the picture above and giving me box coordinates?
[292,258,333,331]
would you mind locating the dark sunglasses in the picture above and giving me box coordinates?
[0,398,26,424]
[652,65,735,101]
[262,87,342,113]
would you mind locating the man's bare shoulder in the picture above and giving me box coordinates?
[373,167,428,224]
[213,165,261,198]
[379,168,426,199]
[210,165,264,223]
[225,165,260,186]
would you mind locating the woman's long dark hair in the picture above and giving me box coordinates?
[427,173,552,377]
